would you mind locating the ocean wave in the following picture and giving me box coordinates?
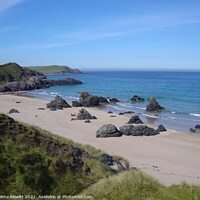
[50,92,60,95]
[136,106,146,110]
[189,113,200,117]
[117,102,133,108]
[142,113,160,119]
[171,111,176,114]
[106,105,126,111]
[36,91,50,96]
[163,116,200,122]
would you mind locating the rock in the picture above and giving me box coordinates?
[143,127,160,136]
[98,154,115,166]
[131,125,159,136]
[190,128,196,133]
[190,125,200,133]
[8,109,19,114]
[85,119,91,123]
[146,97,165,112]
[119,125,134,136]
[130,95,145,102]
[79,92,99,107]
[110,115,116,117]
[98,97,109,104]
[109,98,120,103]
[38,108,45,110]
[157,124,167,132]
[108,111,113,114]
[119,113,124,115]
[47,96,71,110]
[72,101,82,107]
[76,108,97,120]
[195,125,200,129]
[96,124,122,138]
[124,111,134,114]
[127,115,143,124]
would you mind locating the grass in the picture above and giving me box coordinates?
[80,171,200,200]
[28,65,78,74]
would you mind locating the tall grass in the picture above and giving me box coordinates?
[81,171,200,200]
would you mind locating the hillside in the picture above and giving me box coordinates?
[0,63,83,92]
[0,62,45,83]
[0,114,122,195]
[28,65,82,74]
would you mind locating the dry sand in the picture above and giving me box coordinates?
[1,94,200,186]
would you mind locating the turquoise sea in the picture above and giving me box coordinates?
[28,71,200,131]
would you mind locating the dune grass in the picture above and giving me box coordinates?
[80,171,200,200]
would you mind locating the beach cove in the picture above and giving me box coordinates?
[1,94,200,186]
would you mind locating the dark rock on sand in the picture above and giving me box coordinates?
[131,125,159,136]
[190,125,200,133]
[119,113,124,115]
[79,92,99,107]
[127,115,143,124]
[119,125,159,136]
[119,125,134,136]
[96,124,122,138]
[76,108,97,120]
[72,101,82,107]
[157,124,167,132]
[146,97,165,112]
[130,95,145,102]
[8,108,19,114]
[109,98,120,103]
[47,96,71,110]
[108,111,113,114]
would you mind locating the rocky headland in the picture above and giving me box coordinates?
[0,62,83,92]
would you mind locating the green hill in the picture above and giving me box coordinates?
[28,65,81,74]
[0,62,45,83]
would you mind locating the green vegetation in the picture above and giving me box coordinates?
[28,65,81,74]
[1,114,200,199]
[0,62,44,83]
[0,62,28,83]
[81,171,200,200]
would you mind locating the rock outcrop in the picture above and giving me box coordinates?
[76,108,97,120]
[96,124,122,138]
[8,108,20,114]
[47,96,71,110]
[109,98,120,103]
[190,125,200,133]
[130,95,145,102]
[146,97,165,112]
[98,96,109,104]
[120,125,160,136]
[79,92,99,107]
[157,124,167,132]
[72,101,82,107]
[0,63,83,92]
[127,115,143,124]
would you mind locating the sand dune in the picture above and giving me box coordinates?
[0,94,200,186]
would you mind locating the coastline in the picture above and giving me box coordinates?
[1,93,200,186]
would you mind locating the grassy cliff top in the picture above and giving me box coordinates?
[0,62,44,83]
[28,65,81,74]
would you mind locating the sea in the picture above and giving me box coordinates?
[27,71,200,132]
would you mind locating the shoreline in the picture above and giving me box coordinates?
[1,93,200,186]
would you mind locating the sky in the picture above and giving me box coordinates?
[0,0,200,70]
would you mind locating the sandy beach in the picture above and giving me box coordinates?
[0,94,200,186]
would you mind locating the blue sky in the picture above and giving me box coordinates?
[1,0,200,70]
